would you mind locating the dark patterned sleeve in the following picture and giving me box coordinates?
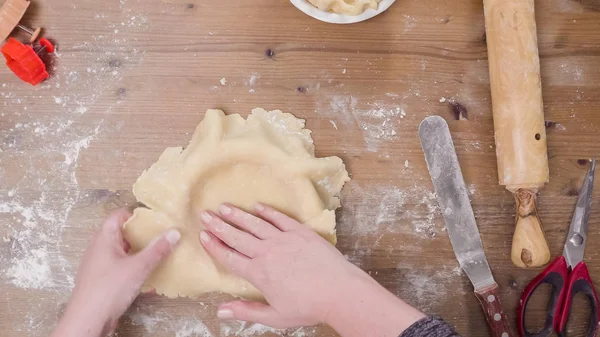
[399,317,462,337]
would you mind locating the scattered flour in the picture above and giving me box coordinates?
[396,264,465,312]
[555,123,567,131]
[245,73,260,87]
[130,311,212,337]
[176,321,213,337]
[244,73,260,93]
[320,96,407,152]
[327,95,358,126]
[221,321,316,337]
[5,248,54,290]
[337,176,472,314]
[129,311,316,337]
[403,14,417,32]
[130,311,166,332]
[406,191,442,239]
[468,184,476,196]
[341,181,443,239]
[355,103,404,152]
[560,62,585,82]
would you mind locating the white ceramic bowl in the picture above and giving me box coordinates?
[289,0,396,24]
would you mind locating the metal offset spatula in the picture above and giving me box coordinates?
[419,116,514,337]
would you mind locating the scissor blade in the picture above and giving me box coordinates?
[563,158,596,268]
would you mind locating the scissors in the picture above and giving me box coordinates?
[517,158,599,337]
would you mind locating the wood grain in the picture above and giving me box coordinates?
[474,283,515,337]
[0,0,599,337]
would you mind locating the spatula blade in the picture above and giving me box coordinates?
[419,116,496,291]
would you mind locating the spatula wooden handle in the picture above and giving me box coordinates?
[483,0,550,268]
[475,283,515,337]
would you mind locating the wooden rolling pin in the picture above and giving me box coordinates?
[483,0,551,268]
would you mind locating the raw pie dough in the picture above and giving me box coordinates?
[123,108,350,299]
[307,0,381,15]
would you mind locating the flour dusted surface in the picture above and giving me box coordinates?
[128,308,317,337]
[0,0,150,335]
[0,1,486,335]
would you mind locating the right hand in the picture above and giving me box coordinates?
[198,203,368,328]
[52,209,180,337]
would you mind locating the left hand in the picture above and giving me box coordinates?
[199,204,425,335]
[51,209,180,337]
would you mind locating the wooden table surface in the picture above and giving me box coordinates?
[1,0,600,336]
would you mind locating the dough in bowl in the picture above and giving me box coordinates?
[307,0,381,15]
[123,108,350,299]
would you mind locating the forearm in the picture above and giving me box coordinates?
[51,298,111,337]
[325,267,426,337]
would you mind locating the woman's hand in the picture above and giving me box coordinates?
[199,203,359,328]
[199,204,425,335]
[51,209,180,337]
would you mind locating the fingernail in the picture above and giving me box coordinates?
[165,229,181,246]
[255,203,265,212]
[219,204,232,215]
[199,231,211,243]
[217,308,234,319]
[200,212,212,223]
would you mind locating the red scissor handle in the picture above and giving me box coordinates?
[517,256,568,337]
[556,261,600,337]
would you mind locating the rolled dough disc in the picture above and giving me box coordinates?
[123,108,350,299]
